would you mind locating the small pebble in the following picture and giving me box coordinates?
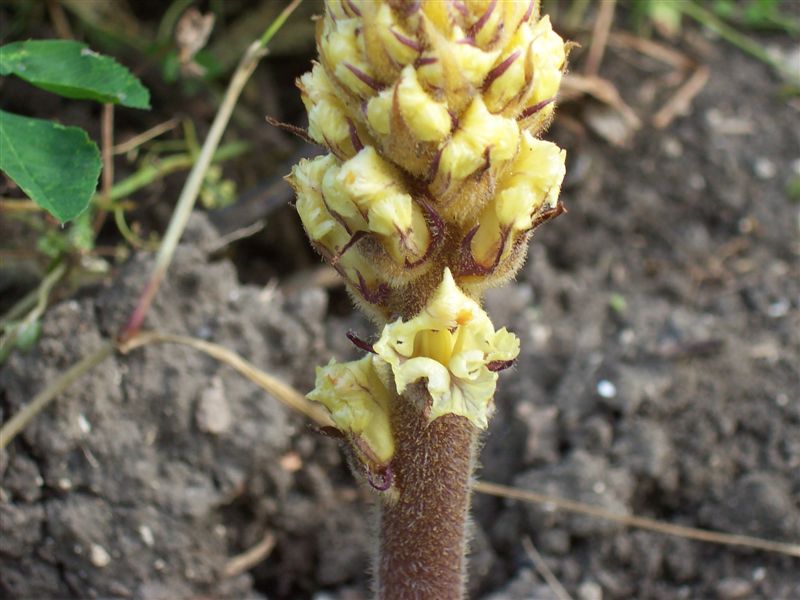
[578,581,603,600]
[754,157,776,180]
[195,377,231,434]
[57,478,73,491]
[688,173,706,191]
[90,543,111,568]
[596,380,617,399]
[77,414,91,434]
[766,298,789,318]
[139,525,154,547]
[154,558,166,571]
[663,137,683,158]
[716,578,753,599]
[752,566,766,581]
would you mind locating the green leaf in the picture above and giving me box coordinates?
[0,109,101,222]
[0,39,150,109]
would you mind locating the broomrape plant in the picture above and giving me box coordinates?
[287,1,568,597]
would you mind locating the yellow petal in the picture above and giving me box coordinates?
[308,355,394,463]
[438,96,519,181]
[396,65,452,142]
[372,268,520,429]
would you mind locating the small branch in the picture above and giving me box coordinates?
[223,532,276,578]
[93,102,115,234]
[652,64,710,129]
[0,262,68,362]
[99,141,249,208]
[0,341,114,449]
[679,1,790,79]
[584,0,616,77]
[112,116,181,155]
[120,331,332,427]
[0,199,41,212]
[473,481,800,558]
[522,537,573,600]
[45,0,74,39]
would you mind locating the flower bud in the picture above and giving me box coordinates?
[299,63,370,160]
[322,146,435,269]
[289,154,390,307]
[308,355,395,469]
[430,96,520,220]
[518,16,566,133]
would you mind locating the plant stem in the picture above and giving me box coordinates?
[378,386,477,600]
[118,0,302,343]
[680,1,792,81]
[0,341,114,449]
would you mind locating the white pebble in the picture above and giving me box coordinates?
[90,543,111,568]
[77,414,91,434]
[754,158,776,180]
[139,525,154,547]
[596,380,617,399]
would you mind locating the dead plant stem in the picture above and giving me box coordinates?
[0,341,114,449]
[118,0,303,342]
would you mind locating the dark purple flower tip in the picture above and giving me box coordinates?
[346,330,376,354]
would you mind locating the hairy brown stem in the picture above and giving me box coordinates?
[378,385,477,600]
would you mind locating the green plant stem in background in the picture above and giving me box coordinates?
[0,262,67,363]
[118,0,302,342]
[98,141,249,207]
[680,1,792,81]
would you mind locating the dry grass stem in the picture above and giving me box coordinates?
[121,331,333,427]
[473,481,800,558]
[584,0,616,77]
[652,65,710,129]
[112,117,181,155]
[522,536,574,600]
[223,532,276,578]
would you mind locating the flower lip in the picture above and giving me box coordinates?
[372,268,520,428]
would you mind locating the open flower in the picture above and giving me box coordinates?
[373,268,519,428]
[308,355,395,466]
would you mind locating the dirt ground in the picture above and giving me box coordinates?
[1,7,799,600]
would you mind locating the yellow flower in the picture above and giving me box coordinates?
[288,154,389,305]
[373,269,519,428]
[468,132,566,269]
[308,355,395,465]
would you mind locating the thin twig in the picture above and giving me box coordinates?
[584,0,616,77]
[120,331,332,427]
[206,220,265,254]
[223,532,276,578]
[45,0,74,39]
[93,102,115,234]
[679,1,790,80]
[521,537,573,600]
[112,117,181,155]
[472,481,800,558]
[0,263,68,362]
[608,32,693,71]
[652,65,710,129]
[0,342,114,449]
[98,142,249,209]
[118,0,304,343]
[0,199,41,212]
